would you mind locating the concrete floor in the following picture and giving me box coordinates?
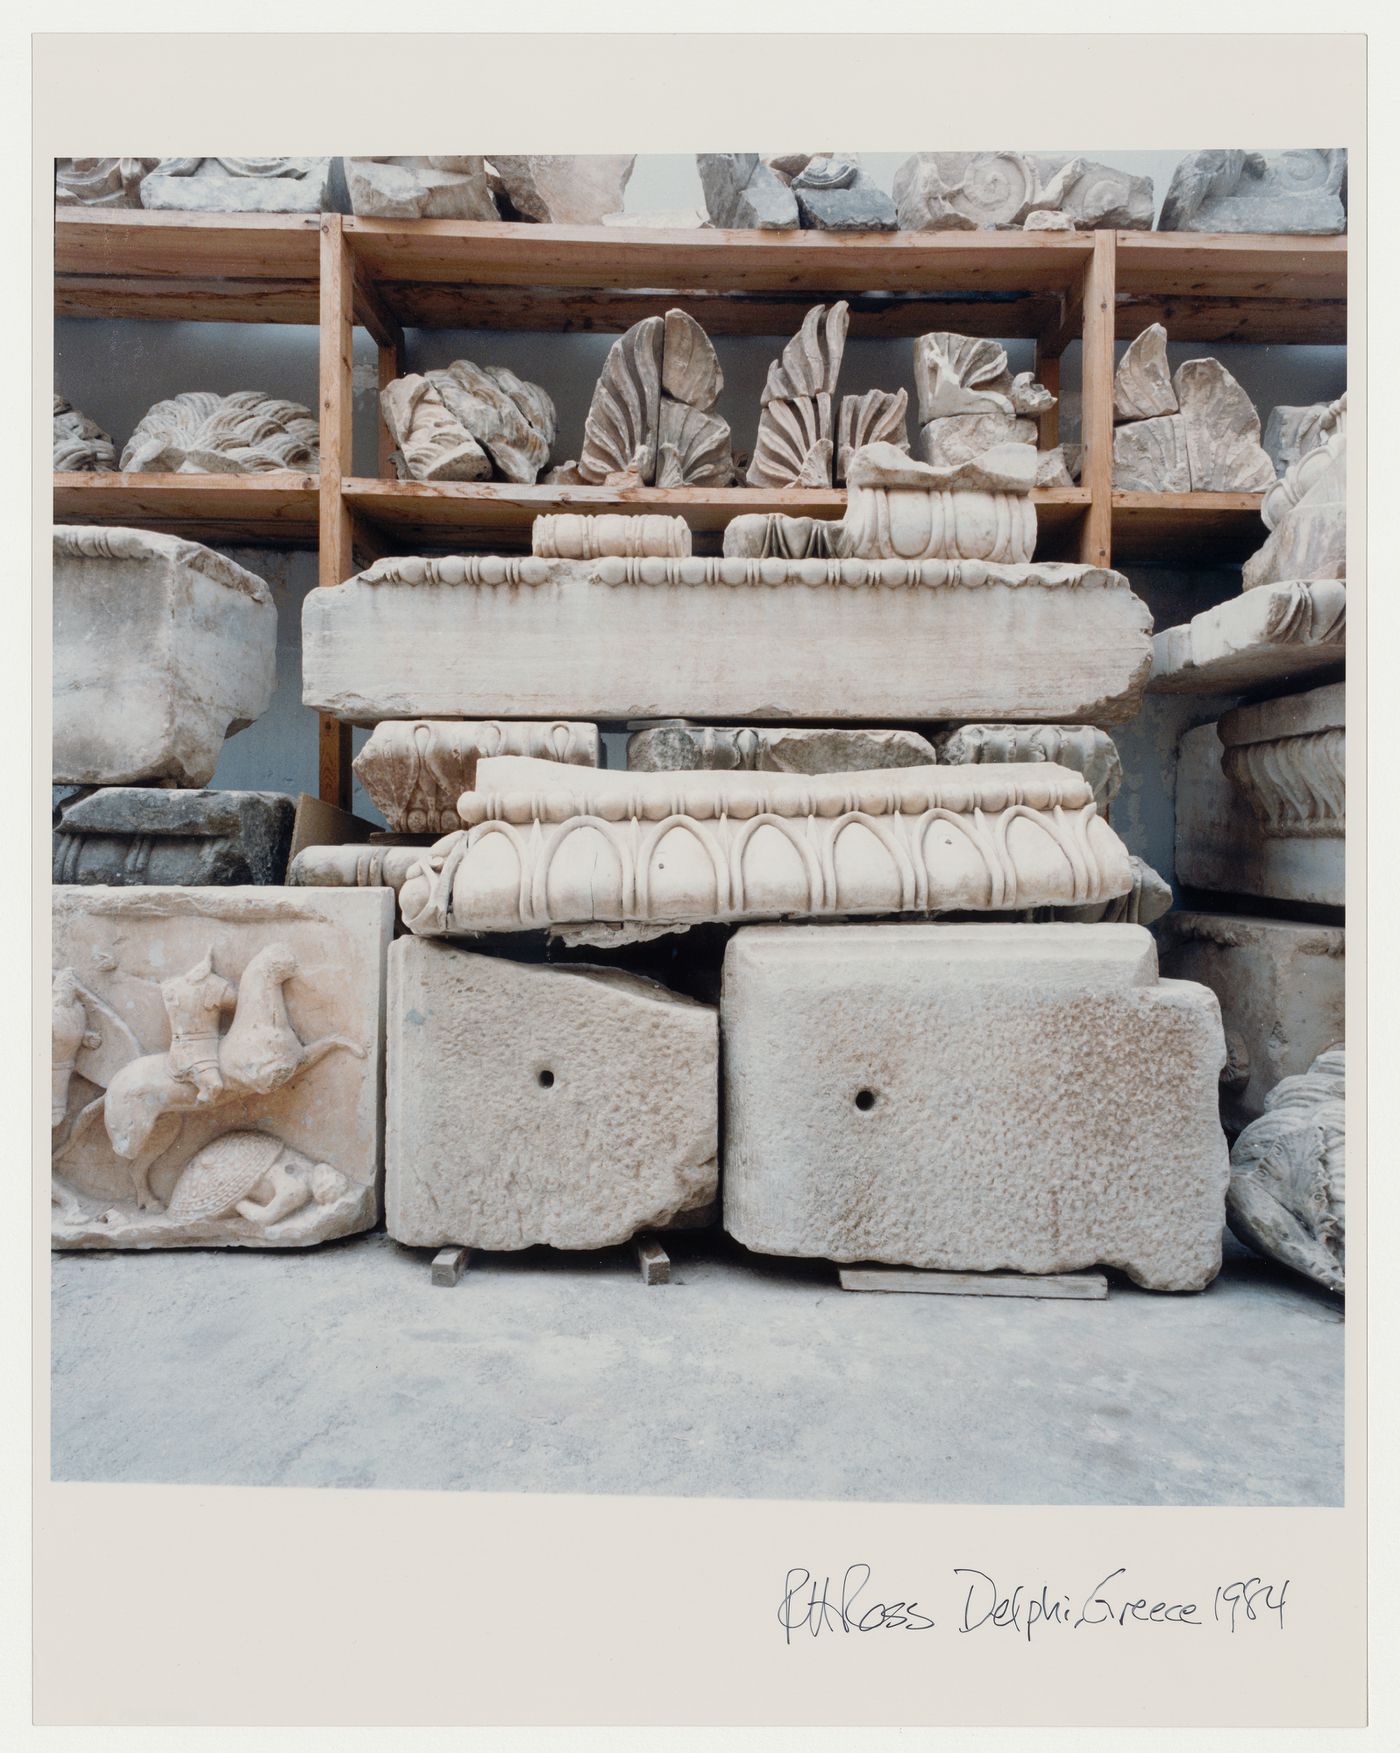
[50,1229,1343,1506]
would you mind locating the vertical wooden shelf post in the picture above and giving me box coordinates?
[318,214,355,808]
[1076,229,1116,567]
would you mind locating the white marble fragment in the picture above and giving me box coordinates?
[748,302,849,488]
[936,722,1122,811]
[1173,359,1275,492]
[1245,394,1346,591]
[1112,414,1191,492]
[56,157,159,207]
[488,154,635,224]
[139,157,332,214]
[1229,1048,1344,1294]
[579,310,733,486]
[121,391,319,475]
[1113,325,1177,423]
[721,923,1229,1291]
[53,396,116,472]
[1150,580,1345,694]
[532,513,691,559]
[1263,402,1332,477]
[386,942,717,1251]
[343,156,497,219]
[837,389,910,481]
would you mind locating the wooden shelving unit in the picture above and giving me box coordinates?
[53,208,1346,801]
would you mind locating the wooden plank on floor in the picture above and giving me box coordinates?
[838,1268,1108,1299]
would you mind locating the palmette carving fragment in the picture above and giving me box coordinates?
[121,391,319,474]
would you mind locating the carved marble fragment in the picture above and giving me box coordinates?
[53,789,295,886]
[788,154,897,231]
[384,360,556,485]
[1263,402,1332,477]
[1030,154,1154,229]
[51,886,391,1249]
[837,388,910,481]
[56,157,159,207]
[936,722,1122,812]
[1244,394,1346,591]
[721,923,1229,1291]
[1113,325,1177,423]
[55,528,277,787]
[627,725,937,775]
[487,154,635,224]
[302,550,1154,725]
[395,756,1135,939]
[577,310,733,486]
[1112,414,1191,492]
[696,153,799,229]
[353,720,600,836]
[1158,149,1346,235]
[386,942,717,1251]
[1228,1048,1345,1294]
[289,844,419,892]
[747,302,849,488]
[1158,913,1345,1132]
[53,396,116,472]
[343,156,497,219]
[139,157,332,213]
[121,390,319,474]
[894,152,1152,231]
[532,513,690,558]
[1150,579,1345,694]
[913,332,1053,471]
[380,376,489,482]
[1174,359,1276,492]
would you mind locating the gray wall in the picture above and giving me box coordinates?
[54,150,1346,859]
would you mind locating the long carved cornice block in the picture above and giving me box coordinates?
[302,553,1153,725]
[1149,579,1345,694]
[395,756,1135,940]
[720,923,1230,1292]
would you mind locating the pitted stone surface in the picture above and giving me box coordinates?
[386,940,718,1250]
[721,923,1229,1291]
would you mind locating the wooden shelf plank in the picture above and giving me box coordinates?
[1113,231,1347,299]
[53,471,320,545]
[1113,295,1345,347]
[343,477,1089,555]
[1110,490,1266,564]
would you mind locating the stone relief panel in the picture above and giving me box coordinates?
[120,391,319,474]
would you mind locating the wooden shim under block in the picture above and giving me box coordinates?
[431,1246,471,1287]
[634,1236,671,1286]
[838,1268,1108,1300]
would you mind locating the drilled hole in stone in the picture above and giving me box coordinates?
[854,1088,877,1112]
[537,1069,555,1089]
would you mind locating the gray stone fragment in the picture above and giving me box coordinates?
[1263,403,1332,477]
[791,157,896,231]
[697,153,799,229]
[1158,149,1346,235]
[53,789,295,886]
[627,725,937,775]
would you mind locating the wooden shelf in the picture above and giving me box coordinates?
[53,472,321,545]
[1113,231,1346,345]
[1110,491,1266,565]
[55,209,322,324]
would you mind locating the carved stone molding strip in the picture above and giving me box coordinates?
[1150,579,1346,694]
[532,513,691,559]
[936,722,1122,811]
[120,390,319,475]
[54,524,273,603]
[1222,728,1345,839]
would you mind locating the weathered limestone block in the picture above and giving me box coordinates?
[1157,912,1345,1132]
[50,886,391,1249]
[55,528,277,787]
[353,720,600,836]
[53,396,116,472]
[56,157,159,207]
[386,941,717,1250]
[488,154,635,224]
[121,391,319,474]
[1174,359,1275,492]
[396,757,1135,939]
[1158,149,1346,235]
[920,413,1038,469]
[532,513,690,558]
[302,551,1154,726]
[1175,685,1345,906]
[936,723,1121,812]
[53,789,295,886]
[1150,580,1345,694]
[1023,210,1075,232]
[343,156,497,219]
[1113,325,1177,423]
[1030,155,1154,229]
[627,725,937,775]
[1245,394,1346,591]
[384,360,555,486]
[1035,446,1075,487]
[1228,1047,1345,1294]
[697,153,799,229]
[1263,402,1332,477]
[836,388,910,481]
[578,310,733,486]
[139,157,332,214]
[789,155,897,230]
[748,302,849,488]
[1113,414,1191,491]
[721,923,1229,1291]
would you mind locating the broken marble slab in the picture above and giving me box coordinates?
[343,156,497,220]
[383,360,556,486]
[1245,394,1346,591]
[920,412,1039,470]
[1030,154,1154,229]
[53,396,116,472]
[120,390,319,474]
[720,922,1228,1291]
[1263,402,1333,477]
[1228,1047,1345,1294]
[1158,149,1347,235]
[1175,684,1345,907]
[56,157,159,207]
[289,844,419,892]
[748,302,849,488]
[302,550,1153,726]
[697,153,799,229]
[627,724,937,775]
[1113,325,1177,423]
[914,333,1019,424]
[1175,359,1275,492]
[1158,912,1345,1133]
[1035,446,1076,487]
[353,719,600,836]
[395,756,1135,939]
[487,154,635,224]
[935,722,1121,812]
[789,154,897,230]
[836,388,910,481]
[52,789,295,886]
[55,527,277,787]
[1113,414,1191,492]
[51,885,391,1249]
[1023,210,1075,232]
[576,310,733,487]
[894,151,1151,231]
[532,513,691,558]
[139,157,332,214]
[1150,579,1345,694]
[386,941,716,1251]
